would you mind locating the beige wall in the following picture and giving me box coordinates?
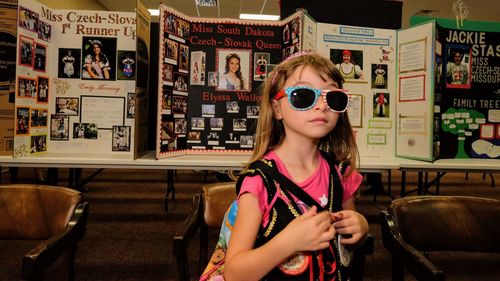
[36,0,107,10]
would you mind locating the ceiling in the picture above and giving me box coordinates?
[97,0,500,27]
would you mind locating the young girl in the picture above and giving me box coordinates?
[225,51,368,281]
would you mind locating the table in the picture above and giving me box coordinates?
[398,158,500,197]
[1,152,400,208]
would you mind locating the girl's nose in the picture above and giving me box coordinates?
[314,95,328,111]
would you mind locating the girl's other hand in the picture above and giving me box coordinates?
[331,210,368,245]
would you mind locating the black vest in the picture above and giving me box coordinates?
[236,152,350,281]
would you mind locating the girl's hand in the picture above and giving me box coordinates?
[331,210,368,245]
[283,206,336,252]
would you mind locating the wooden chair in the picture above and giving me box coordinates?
[381,195,500,281]
[0,184,89,281]
[174,182,374,281]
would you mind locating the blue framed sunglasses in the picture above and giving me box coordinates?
[274,86,349,113]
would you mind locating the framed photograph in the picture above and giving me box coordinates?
[19,35,34,67]
[58,48,81,79]
[33,43,47,72]
[55,97,79,116]
[173,72,188,93]
[172,95,187,115]
[174,119,187,134]
[208,71,218,87]
[330,49,364,81]
[18,6,38,33]
[246,105,260,118]
[210,117,224,130]
[226,101,239,113]
[73,123,98,139]
[50,115,69,141]
[233,118,247,131]
[30,108,48,128]
[37,20,51,42]
[191,117,205,130]
[373,92,390,118]
[163,64,174,83]
[164,39,178,62]
[178,44,189,72]
[216,49,251,91]
[15,107,30,135]
[17,76,37,99]
[117,50,136,80]
[371,64,388,89]
[127,92,135,118]
[445,44,472,89]
[30,135,47,153]
[160,121,174,141]
[201,104,215,117]
[161,87,172,112]
[81,37,117,80]
[112,126,131,151]
[37,76,49,103]
[253,52,270,81]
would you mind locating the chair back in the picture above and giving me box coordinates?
[202,182,236,228]
[0,184,83,240]
[388,196,500,252]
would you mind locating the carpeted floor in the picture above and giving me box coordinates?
[1,167,500,280]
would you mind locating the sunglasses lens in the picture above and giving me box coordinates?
[326,91,348,112]
[289,88,316,109]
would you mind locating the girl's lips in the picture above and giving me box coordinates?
[311,117,327,123]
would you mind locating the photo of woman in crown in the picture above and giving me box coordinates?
[216,49,251,92]
[81,37,117,80]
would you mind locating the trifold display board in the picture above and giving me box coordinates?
[14,0,151,159]
[156,6,398,159]
[396,20,500,161]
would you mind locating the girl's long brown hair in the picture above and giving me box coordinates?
[246,52,359,172]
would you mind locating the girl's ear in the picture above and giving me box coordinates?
[272,99,283,120]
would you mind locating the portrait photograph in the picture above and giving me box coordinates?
[58,48,81,79]
[373,92,390,118]
[173,72,188,93]
[16,107,30,135]
[164,14,190,40]
[18,6,38,33]
[56,97,79,116]
[50,114,69,141]
[208,71,218,87]
[33,43,47,73]
[163,64,174,83]
[174,119,187,134]
[445,44,472,89]
[37,20,51,42]
[112,126,131,151]
[127,92,135,118]
[73,123,98,139]
[210,117,224,130]
[216,49,251,92]
[81,37,117,80]
[164,39,178,62]
[19,35,34,67]
[30,135,47,154]
[161,87,172,111]
[187,131,201,142]
[371,64,388,89]
[246,105,259,118]
[233,118,247,131]
[178,44,189,72]
[17,77,37,98]
[253,52,270,81]
[226,101,239,113]
[172,95,187,115]
[330,49,364,81]
[191,117,205,130]
[117,50,136,80]
[30,108,48,128]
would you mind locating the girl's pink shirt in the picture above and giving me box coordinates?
[238,151,363,226]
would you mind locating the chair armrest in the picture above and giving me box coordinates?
[173,194,202,281]
[380,211,445,281]
[22,202,89,280]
